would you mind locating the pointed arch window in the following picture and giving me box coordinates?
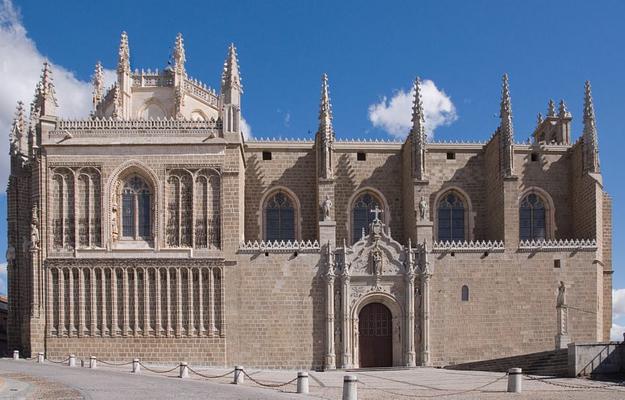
[351,192,382,244]
[437,192,465,242]
[519,193,546,241]
[264,191,295,241]
[122,175,152,240]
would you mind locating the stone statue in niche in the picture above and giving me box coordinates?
[419,196,428,221]
[371,247,383,276]
[322,195,333,221]
[557,281,567,307]
[111,201,119,240]
[30,205,40,251]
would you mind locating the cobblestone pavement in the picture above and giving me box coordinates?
[1,358,625,399]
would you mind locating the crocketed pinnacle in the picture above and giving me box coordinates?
[558,99,570,118]
[410,76,426,144]
[221,43,241,89]
[10,101,25,152]
[117,31,130,75]
[583,80,599,173]
[536,112,543,126]
[499,73,513,140]
[92,61,104,108]
[547,99,556,117]
[318,73,334,141]
[173,33,186,76]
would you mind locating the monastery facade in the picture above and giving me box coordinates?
[6,33,611,369]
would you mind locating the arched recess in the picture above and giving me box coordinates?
[190,110,208,121]
[77,167,102,248]
[518,186,556,241]
[347,187,390,244]
[50,167,75,251]
[139,98,167,120]
[351,292,404,368]
[433,186,474,242]
[195,168,222,249]
[106,161,160,247]
[259,186,302,241]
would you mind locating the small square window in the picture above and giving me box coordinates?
[357,152,366,161]
[446,152,456,160]
[531,153,539,162]
[262,151,272,160]
[554,259,561,268]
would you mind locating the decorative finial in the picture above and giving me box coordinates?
[10,101,26,155]
[117,31,130,75]
[92,61,104,110]
[536,112,543,126]
[411,76,427,180]
[173,33,186,76]
[37,62,58,116]
[583,81,599,173]
[316,73,335,180]
[558,99,570,118]
[221,43,242,89]
[547,99,556,117]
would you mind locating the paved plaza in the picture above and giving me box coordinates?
[0,358,624,399]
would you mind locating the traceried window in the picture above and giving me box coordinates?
[352,193,381,244]
[461,285,469,301]
[519,193,546,241]
[122,175,152,240]
[437,192,465,242]
[264,191,295,241]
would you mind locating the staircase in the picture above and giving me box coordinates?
[445,349,569,377]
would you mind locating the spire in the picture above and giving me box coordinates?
[37,62,58,116]
[411,76,427,180]
[10,101,26,155]
[558,99,570,118]
[499,73,514,177]
[317,73,334,179]
[547,99,556,117]
[173,33,186,77]
[92,61,104,111]
[221,43,242,90]
[583,81,600,173]
[117,31,130,75]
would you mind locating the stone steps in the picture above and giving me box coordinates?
[445,349,569,377]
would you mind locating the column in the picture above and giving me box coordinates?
[207,268,216,335]
[325,271,336,369]
[218,268,225,337]
[155,268,162,337]
[198,268,205,335]
[111,268,118,337]
[143,268,149,336]
[421,271,431,366]
[101,269,107,336]
[166,269,171,336]
[78,268,85,337]
[47,267,54,336]
[68,268,75,336]
[123,268,129,336]
[405,271,416,367]
[90,268,96,335]
[188,268,194,336]
[176,268,183,336]
[341,273,351,369]
[133,269,139,336]
[59,269,65,336]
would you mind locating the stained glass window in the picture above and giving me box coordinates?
[437,192,465,242]
[519,193,546,241]
[265,191,295,241]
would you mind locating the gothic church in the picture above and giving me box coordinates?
[6,33,612,369]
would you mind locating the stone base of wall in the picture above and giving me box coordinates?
[46,337,226,366]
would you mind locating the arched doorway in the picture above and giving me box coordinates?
[358,303,393,367]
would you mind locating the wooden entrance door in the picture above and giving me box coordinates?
[358,303,392,368]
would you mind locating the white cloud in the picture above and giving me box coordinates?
[0,0,114,191]
[611,322,625,341]
[613,288,625,319]
[240,116,252,139]
[0,262,6,296]
[368,79,457,139]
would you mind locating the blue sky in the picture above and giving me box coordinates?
[0,0,623,333]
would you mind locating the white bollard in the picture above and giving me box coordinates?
[132,358,140,374]
[37,352,44,363]
[342,375,358,400]
[179,362,189,379]
[89,356,97,369]
[68,354,76,367]
[12,350,19,360]
[234,366,244,384]
[297,371,309,394]
[507,368,522,393]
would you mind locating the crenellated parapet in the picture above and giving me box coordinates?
[518,239,597,252]
[239,240,321,254]
[432,240,505,253]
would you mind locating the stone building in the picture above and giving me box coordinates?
[6,33,611,369]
